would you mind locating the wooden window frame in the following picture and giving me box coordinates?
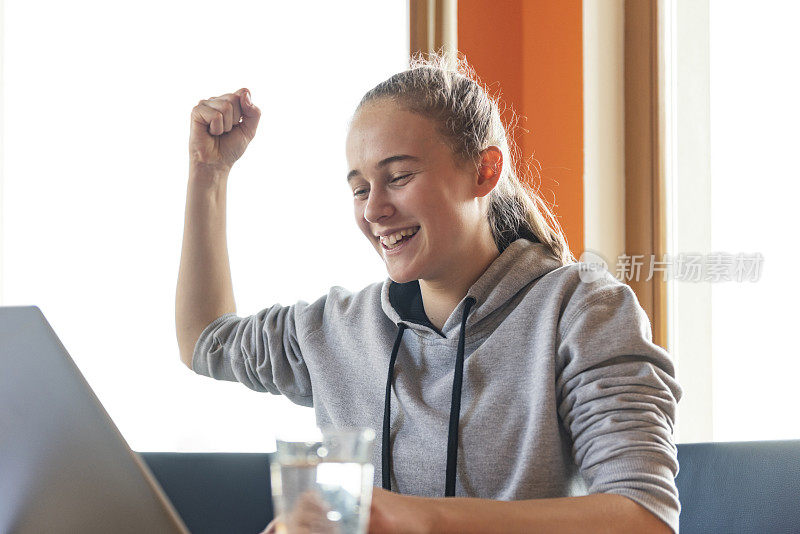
[410,0,457,65]
[625,0,669,349]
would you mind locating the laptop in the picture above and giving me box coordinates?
[0,306,189,533]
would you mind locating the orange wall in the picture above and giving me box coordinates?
[458,0,584,257]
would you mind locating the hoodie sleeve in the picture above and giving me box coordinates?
[190,294,328,407]
[556,280,683,534]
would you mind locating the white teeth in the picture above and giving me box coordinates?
[380,226,419,248]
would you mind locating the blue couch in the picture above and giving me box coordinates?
[139,439,800,534]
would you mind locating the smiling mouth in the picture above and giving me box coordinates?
[379,227,420,251]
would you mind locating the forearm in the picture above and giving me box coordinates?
[424,493,671,534]
[175,162,237,367]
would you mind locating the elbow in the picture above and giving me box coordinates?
[619,496,672,534]
[177,328,202,370]
[178,344,195,370]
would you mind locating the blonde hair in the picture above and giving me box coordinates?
[354,50,575,266]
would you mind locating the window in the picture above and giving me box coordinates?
[667,0,800,442]
[1,0,409,451]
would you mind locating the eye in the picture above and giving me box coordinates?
[353,174,413,199]
[391,174,413,183]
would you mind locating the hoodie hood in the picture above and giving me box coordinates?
[380,238,565,338]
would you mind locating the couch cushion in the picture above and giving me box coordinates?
[676,440,800,534]
[139,452,273,534]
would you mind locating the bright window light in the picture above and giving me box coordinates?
[709,0,800,441]
[1,0,409,452]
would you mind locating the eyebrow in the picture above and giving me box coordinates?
[347,154,421,183]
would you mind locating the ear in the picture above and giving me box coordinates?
[473,146,503,198]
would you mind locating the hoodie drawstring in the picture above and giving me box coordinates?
[381,296,477,496]
[382,322,406,491]
[445,296,475,496]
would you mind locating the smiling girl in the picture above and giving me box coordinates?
[176,52,682,534]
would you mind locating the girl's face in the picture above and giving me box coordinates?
[345,100,487,284]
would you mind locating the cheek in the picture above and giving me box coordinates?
[415,192,451,223]
[421,198,467,241]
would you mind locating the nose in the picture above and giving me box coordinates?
[363,187,394,223]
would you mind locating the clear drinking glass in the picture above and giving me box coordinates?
[270,427,376,534]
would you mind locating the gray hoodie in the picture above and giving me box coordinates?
[192,238,683,533]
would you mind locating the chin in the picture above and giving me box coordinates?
[370,238,424,283]
[387,271,419,284]
[381,260,416,283]
[385,259,426,284]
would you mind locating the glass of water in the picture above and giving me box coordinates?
[270,427,376,534]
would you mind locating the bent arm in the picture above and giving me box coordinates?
[175,163,236,368]
[555,281,683,533]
